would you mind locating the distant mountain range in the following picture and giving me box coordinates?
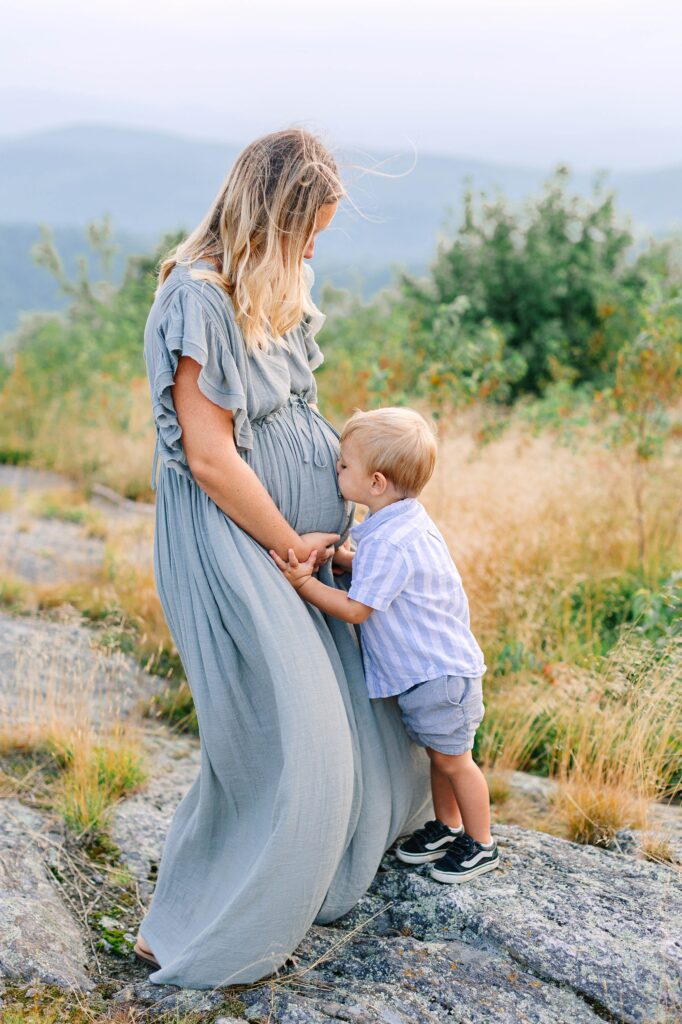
[1,124,681,335]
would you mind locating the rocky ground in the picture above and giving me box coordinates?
[0,467,680,1024]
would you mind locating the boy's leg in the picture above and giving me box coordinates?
[426,747,492,845]
[430,759,463,830]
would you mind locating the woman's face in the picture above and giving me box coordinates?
[303,201,338,260]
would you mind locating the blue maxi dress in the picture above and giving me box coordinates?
[139,261,432,989]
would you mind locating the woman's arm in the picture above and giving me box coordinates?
[174,356,338,563]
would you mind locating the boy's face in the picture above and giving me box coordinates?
[336,437,375,503]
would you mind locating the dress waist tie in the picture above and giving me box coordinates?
[291,397,329,469]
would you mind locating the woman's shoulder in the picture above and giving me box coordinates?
[150,263,242,347]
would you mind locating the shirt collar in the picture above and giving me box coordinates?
[350,498,421,542]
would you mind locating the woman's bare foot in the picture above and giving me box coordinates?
[132,933,155,962]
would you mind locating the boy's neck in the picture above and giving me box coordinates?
[365,491,414,516]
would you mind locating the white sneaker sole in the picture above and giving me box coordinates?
[430,858,500,884]
[395,847,451,865]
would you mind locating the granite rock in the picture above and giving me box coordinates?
[325,825,681,1024]
[0,799,93,991]
[0,611,166,726]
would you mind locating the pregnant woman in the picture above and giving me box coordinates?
[135,128,432,988]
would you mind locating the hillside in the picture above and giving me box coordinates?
[2,124,681,334]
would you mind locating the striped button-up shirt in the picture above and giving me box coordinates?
[347,498,486,698]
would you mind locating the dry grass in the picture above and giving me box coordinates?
[422,421,682,843]
[53,726,147,835]
[6,381,156,501]
[553,776,649,847]
[477,636,681,842]
[639,833,677,865]
[0,988,245,1024]
[33,514,179,677]
[1,723,147,837]
[0,484,17,512]
[487,770,512,806]
[424,422,681,657]
[27,487,108,539]
[0,571,29,610]
[0,634,148,835]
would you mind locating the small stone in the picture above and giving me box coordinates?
[97,915,121,931]
[320,1003,346,1017]
[111,984,135,1003]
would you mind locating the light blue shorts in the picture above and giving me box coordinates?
[396,674,485,756]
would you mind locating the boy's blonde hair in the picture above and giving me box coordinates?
[340,407,437,497]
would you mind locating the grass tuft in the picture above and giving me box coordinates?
[638,833,678,865]
[54,729,147,836]
[554,776,647,847]
[0,637,148,837]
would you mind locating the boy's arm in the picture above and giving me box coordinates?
[297,575,373,625]
[331,539,355,573]
[270,546,372,624]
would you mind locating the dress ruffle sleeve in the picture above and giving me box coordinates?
[150,284,253,483]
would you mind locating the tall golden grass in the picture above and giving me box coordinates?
[0,378,155,500]
[423,422,681,843]
[425,424,679,653]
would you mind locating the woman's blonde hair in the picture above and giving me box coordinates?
[158,128,345,352]
[340,408,438,497]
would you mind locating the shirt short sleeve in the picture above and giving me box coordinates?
[348,539,408,611]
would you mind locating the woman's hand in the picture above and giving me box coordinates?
[299,532,339,569]
[331,537,354,575]
[270,547,317,591]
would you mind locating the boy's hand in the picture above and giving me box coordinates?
[299,532,339,569]
[270,547,317,592]
[332,538,355,575]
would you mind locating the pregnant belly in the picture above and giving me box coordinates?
[244,400,354,541]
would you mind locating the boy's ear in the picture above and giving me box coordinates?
[371,471,388,494]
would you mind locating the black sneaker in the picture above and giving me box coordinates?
[395,819,464,864]
[429,833,499,884]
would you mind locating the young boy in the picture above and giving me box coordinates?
[270,407,498,884]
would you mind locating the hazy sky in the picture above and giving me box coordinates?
[2,0,680,169]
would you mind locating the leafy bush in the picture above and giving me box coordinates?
[401,168,668,396]
[566,570,682,657]
[0,224,180,490]
[318,169,682,417]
